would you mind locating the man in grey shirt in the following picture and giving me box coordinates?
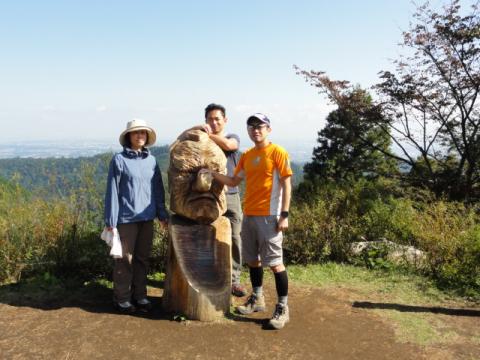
[187,103,247,297]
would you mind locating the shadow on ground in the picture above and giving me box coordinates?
[0,277,176,320]
[352,301,480,317]
[0,277,270,327]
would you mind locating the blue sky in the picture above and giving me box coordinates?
[0,0,466,145]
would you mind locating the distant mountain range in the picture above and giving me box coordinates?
[0,142,306,196]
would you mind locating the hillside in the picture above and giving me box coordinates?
[0,146,170,196]
[0,145,304,196]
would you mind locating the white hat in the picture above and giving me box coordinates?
[119,119,157,147]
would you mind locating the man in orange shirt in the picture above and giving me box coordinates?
[201,113,292,330]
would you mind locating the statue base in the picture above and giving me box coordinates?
[162,215,232,321]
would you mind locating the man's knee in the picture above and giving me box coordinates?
[270,264,285,273]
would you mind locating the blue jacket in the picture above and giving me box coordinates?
[104,147,168,228]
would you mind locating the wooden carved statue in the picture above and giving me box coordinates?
[163,129,232,321]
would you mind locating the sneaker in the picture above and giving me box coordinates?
[231,283,247,297]
[114,301,136,314]
[268,303,290,330]
[236,293,266,315]
[134,298,153,312]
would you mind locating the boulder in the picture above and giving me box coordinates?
[350,239,426,267]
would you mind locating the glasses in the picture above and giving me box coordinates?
[247,124,268,131]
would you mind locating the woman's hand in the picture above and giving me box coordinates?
[158,219,168,229]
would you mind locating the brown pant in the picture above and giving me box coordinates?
[225,193,243,284]
[113,221,153,303]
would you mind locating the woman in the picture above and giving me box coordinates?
[104,119,169,313]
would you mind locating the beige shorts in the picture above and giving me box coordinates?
[241,215,283,267]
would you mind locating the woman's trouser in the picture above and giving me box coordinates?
[113,220,153,303]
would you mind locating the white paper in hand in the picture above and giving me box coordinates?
[100,227,123,258]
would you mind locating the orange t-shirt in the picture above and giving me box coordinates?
[234,143,293,216]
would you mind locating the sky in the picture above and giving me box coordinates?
[0,0,469,146]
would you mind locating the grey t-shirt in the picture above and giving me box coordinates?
[224,133,240,194]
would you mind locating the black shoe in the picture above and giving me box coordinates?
[114,301,136,314]
[231,284,248,297]
[134,298,153,312]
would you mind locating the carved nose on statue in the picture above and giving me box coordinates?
[192,170,213,192]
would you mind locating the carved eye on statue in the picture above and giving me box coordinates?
[168,129,227,224]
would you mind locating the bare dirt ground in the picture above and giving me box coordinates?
[0,281,479,360]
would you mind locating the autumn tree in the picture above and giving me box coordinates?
[296,1,480,200]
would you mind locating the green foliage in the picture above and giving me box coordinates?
[296,1,480,201]
[286,180,364,264]
[289,161,304,186]
[0,145,170,197]
[149,225,169,273]
[360,197,416,245]
[0,151,173,284]
[1,142,478,299]
[304,88,397,183]
[0,166,109,283]
[408,201,480,295]
[290,178,480,295]
[173,314,188,322]
[359,245,393,270]
[0,146,171,284]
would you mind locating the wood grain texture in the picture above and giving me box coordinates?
[168,129,227,224]
[163,215,232,321]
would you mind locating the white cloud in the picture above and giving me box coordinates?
[96,105,108,112]
[42,105,56,111]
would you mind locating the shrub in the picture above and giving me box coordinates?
[149,224,169,273]
[360,197,416,245]
[291,178,480,295]
[409,201,480,293]
[286,184,361,264]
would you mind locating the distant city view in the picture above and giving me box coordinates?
[0,139,316,163]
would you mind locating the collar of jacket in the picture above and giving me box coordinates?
[123,147,150,159]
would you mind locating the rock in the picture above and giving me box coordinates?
[350,239,426,267]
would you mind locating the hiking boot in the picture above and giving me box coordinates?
[114,301,136,314]
[268,303,289,330]
[134,298,153,312]
[236,293,266,315]
[231,283,247,297]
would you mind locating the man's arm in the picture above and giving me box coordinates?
[199,169,243,187]
[178,125,238,151]
[209,134,239,151]
[178,124,211,140]
[277,175,292,232]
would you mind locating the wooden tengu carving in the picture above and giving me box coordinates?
[163,130,232,321]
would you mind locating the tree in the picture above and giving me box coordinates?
[296,1,480,200]
[304,88,397,183]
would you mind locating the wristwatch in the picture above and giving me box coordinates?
[280,211,289,218]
